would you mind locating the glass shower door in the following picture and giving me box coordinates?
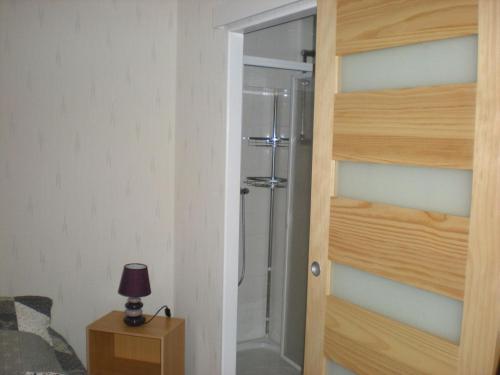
[282,73,314,369]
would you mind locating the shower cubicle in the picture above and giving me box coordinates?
[236,35,315,374]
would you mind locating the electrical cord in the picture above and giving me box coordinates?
[144,305,171,325]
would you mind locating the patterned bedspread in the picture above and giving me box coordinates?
[48,328,86,375]
[0,329,86,375]
[0,296,86,375]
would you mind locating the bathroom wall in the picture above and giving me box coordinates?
[237,17,315,345]
[0,0,177,362]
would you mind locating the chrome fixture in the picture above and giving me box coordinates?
[243,90,287,334]
[239,188,249,287]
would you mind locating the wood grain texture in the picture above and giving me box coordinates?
[333,83,476,169]
[162,321,185,375]
[329,197,469,300]
[303,1,337,374]
[458,0,500,373]
[114,335,161,364]
[87,311,185,375]
[330,161,337,197]
[87,331,161,375]
[325,296,459,374]
[337,0,478,55]
[87,311,184,339]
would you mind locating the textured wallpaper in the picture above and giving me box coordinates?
[0,0,177,363]
[175,0,229,374]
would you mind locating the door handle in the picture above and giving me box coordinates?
[311,261,321,277]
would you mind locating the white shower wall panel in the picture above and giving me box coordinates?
[238,66,293,344]
[238,273,268,341]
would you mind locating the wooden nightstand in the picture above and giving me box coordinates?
[87,311,184,375]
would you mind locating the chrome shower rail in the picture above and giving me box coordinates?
[242,89,286,335]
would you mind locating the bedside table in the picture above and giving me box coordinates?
[87,311,184,375]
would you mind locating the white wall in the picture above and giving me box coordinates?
[175,0,229,374]
[0,0,177,363]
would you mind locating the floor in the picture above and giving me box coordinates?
[237,347,301,375]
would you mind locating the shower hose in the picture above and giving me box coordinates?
[239,188,249,286]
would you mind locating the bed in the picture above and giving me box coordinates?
[0,296,86,375]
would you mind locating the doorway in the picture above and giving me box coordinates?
[236,17,316,375]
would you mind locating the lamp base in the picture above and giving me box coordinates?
[123,297,145,327]
[123,315,145,327]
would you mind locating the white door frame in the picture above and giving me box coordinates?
[218,1,316,374]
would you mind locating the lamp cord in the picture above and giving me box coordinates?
[144,305,171,324]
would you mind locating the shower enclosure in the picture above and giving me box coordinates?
[237,64,314,375]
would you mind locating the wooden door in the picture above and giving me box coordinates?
[304,0,500,374]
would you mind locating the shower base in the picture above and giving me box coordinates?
[237,337,301,375]
[237,336,280,352]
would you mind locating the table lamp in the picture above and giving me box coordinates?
[118,263,151,326]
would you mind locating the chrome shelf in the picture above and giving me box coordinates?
[245,176,287,189]
[245,136,289,147]
[243,86,289,97]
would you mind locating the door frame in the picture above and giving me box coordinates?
[217,1,317,374]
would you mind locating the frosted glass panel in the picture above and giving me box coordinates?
[341,36,477,92]
[331,263,462,343]
[328,360,356,375]
[337,161,472,216]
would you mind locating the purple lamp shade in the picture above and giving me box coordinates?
[118,263,151,298]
